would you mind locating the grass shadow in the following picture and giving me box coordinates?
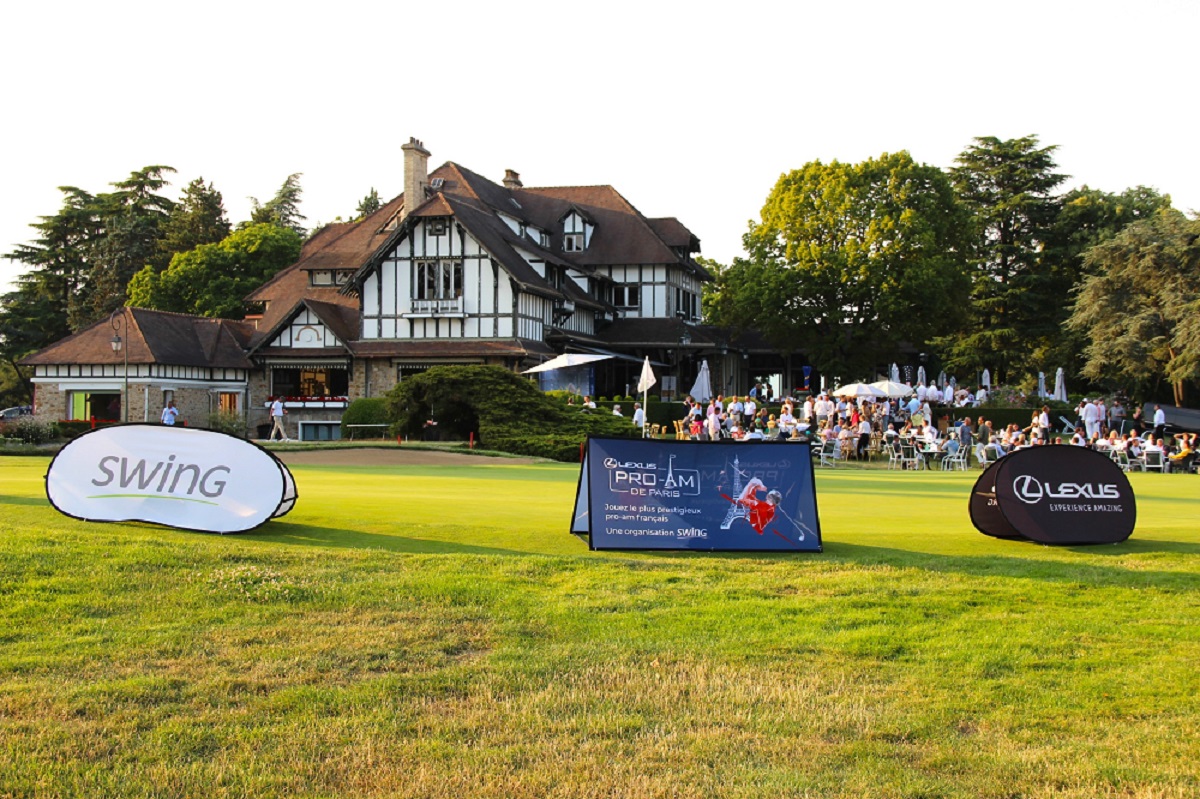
[821,540,1200,588]
[240,520,537,556]
[0,494,51,507]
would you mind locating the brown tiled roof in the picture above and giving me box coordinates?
[349,338,556,359]
[647,217,700,251]
[20,308,255,369]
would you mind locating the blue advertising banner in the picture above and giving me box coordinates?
[573,437,822,551]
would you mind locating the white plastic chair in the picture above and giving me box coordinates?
[1143,450,1167,473]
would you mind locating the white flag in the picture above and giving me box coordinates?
[636,356,657,393]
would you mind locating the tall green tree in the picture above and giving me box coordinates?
[1037,185,1173,375]
[127,223,302,319]
[705,152,971,381]
[1068,210,1200,405]
[159,178,231,261]
[356,187,382,220]
[85,166,176,323]
[941,136,1065,384]
[0,278,72,403]
[5,186,100,333]
[248,173,306,236]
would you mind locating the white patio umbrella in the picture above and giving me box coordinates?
[869,380,914,398]
[1037,371,1047,399]
[1053,368,1067,402]
[981,369,991,390]
[890,363,900,382]
[917,366,926,386]
[637,356,657,438]
[522,353,611,373]
[937,371,947,388]
[689,360,713,403]
[832,382,886,400]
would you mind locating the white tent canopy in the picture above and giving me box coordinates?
[833,382,886,399]
[870,380,914,398]
[522,353,611,374]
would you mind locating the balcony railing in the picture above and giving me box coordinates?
[408,297,465,316]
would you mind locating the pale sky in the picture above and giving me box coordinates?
[2,0,1196,296]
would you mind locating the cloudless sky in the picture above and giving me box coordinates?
[2,0,1196,295]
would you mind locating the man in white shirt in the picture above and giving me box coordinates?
[975,386,988,405]
[1153,405,1166,441]
[728,397,744,424]
[632,403,645,429]
[269,398,288,441]
[743,396,757,423]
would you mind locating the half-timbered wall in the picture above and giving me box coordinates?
[362,219,527,340]
[268,307,342,348]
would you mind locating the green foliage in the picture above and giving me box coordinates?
[87,166,178,324]
[205,410,246,438]
[1068,210,1200,405]
[3,167,176,342]
[248,173,306,237]
[939,136,1065,384]
[0,361,30,408]
[340,397,390,437]
[159,177,231,260]
[385,365,636,460]
[709,152,971,380]
[355,188,382,220]
[127,223,303,318]
[1032,185,1173,379]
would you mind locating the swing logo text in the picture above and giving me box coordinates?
[47,426,293,533]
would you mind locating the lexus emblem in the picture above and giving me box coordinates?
[1012,474,1044,504]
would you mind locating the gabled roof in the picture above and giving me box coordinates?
[255,154,703,337]
[247,298,358,357]
[20,308,255,369]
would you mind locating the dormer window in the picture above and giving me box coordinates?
[311,270,354,287]
[561,209,593,252]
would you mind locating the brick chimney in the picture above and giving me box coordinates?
[401,137,431,218]
[503,169,523,190]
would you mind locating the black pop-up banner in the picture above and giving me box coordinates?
[969,446,1136,545]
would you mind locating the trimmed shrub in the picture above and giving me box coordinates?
[2,417,58,445]
[206,411,246,438]
[385,365,636,460]
[340,397,391,438]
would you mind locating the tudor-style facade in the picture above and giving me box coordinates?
[22,138,781,437]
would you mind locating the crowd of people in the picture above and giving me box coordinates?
[667,383,1198,474]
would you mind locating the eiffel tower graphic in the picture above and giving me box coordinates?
[663,454,679,490]
[720,456,748,530]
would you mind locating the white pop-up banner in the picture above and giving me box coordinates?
[47,424,297,534]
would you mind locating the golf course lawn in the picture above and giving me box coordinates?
[1,452,1198,798]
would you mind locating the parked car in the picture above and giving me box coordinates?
[0,405,33,420]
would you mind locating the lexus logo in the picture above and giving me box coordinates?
[1012,474,1045,504]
